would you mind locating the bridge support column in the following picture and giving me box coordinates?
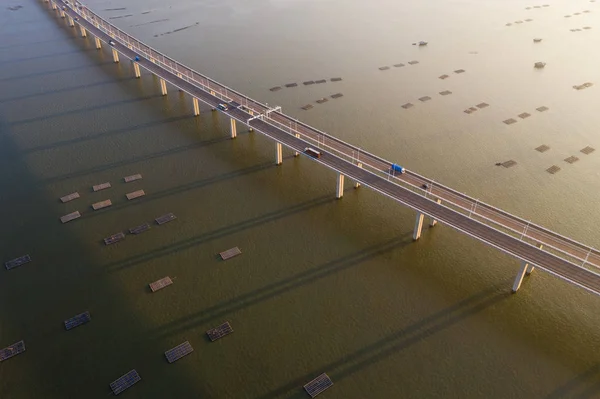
[230,118,237,139]
[133,62,141,78]
[94,37,101,49]
[355,162,363,188]
[80,26,87,37]
[51,2,56,9]
[276,142,282,165]
[413,212,424,240]
[68,16,74,27]
[111,48,119,63]
[159,78,167,96]
[60,9,65,18]
[193,98,200,116]
[294,133,300,157]
[430,199,442,226]
[512,261,528,293]
[336,173,345,199]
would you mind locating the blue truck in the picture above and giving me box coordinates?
[391,164,405,174]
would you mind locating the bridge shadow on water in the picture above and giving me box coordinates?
[545,363,600,399]
[150,234,414,340]
[254,282,511,399]
[0,61,113,83]
[103,189,339,274]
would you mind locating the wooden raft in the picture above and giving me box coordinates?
[126,190,145,200]
[104,232,125,245]
[92,200,112,210]
[123,174,142,183]
[0,340,26,362]
[64,311,91,330]
[60,192,80,203]
[5,254,31,270]
[304,373,333,398]
[109,369,141,395]
[155,213,176,225]
[61,211,81,224]
[164,341,193,363]
[220,247,242,260]
[93,182,111,192]
[149,276,173,292]
[206,322,233,341]
[129,223,150,235]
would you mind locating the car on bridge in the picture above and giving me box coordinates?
[217,103,230,111]
[304,147,321,158]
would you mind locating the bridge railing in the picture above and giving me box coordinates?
[65,0,600,271]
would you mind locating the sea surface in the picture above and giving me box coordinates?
[2,0,600,398]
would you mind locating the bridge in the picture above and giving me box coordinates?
[44,0,600,297]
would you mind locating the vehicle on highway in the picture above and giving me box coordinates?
[217,103,229,111]
[391,164,405,174]
[304,147,321,158]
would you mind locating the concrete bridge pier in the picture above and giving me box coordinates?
[80,26,87,37]
[336,173,345,199]
[355,162,363,188]
[193,98,200,116]
[94,37,101,49]
[111,48,119,63]
[132,62,141,78]
[512,245,543,293]
[159,78,167,96]
[413,212,425,240]
[230,118,237,139]
[68,16,74,27]
[60,9,65,18]
[430,199,442,226]
[51,2,57,10]
[294,134,300,157]
[276,143,282,164]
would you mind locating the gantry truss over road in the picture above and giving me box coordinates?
[45,0,600,297]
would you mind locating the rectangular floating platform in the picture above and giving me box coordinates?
[64,311,91,330]
[378,66,390,71]
[464,109,474,114]
[60,192,80,203]
[220,247,242,260]
[301,104,313,110]
[468,107,478,112]
[60,211,81,224]
[330,77,342,82]
[303,80,315,85]
[285,83,298,88]
[439,90,452,96]
[330,93,343,99]
[124,174,142,183]
[503,118,517,125]
[454,69,466,74]
[547,165,561,174]
[401,103,414,109]
[535,144,550,153]
[581,146,595,155]
[164,341,193,363]
[92,200,112,210]
[418,96,431,102]
[93,182,111,192]
[129,223,150,235]
[315,79,326,84]
[502,160,517,168]
[104,232,125,245]
[316,98,328,104]
[518,112,531,119]
[525,18,533,22]
[206,322,233,341]
[439,74,449,79]
[565,156,580,164]
[0,340,25,362]
[126,190,145,200]
[149,276,173,292]
[407,60,419,65]
[583,26,592,30]
[393,63,405,67]
[304,373,333,398]
[5,255,31,270]
[269,86,282,92]
[573,82,593,90]
[155,213,177,225]
[476,102,489,109]
[110,369,141,395]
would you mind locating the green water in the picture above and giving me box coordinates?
[2,0,600,398]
